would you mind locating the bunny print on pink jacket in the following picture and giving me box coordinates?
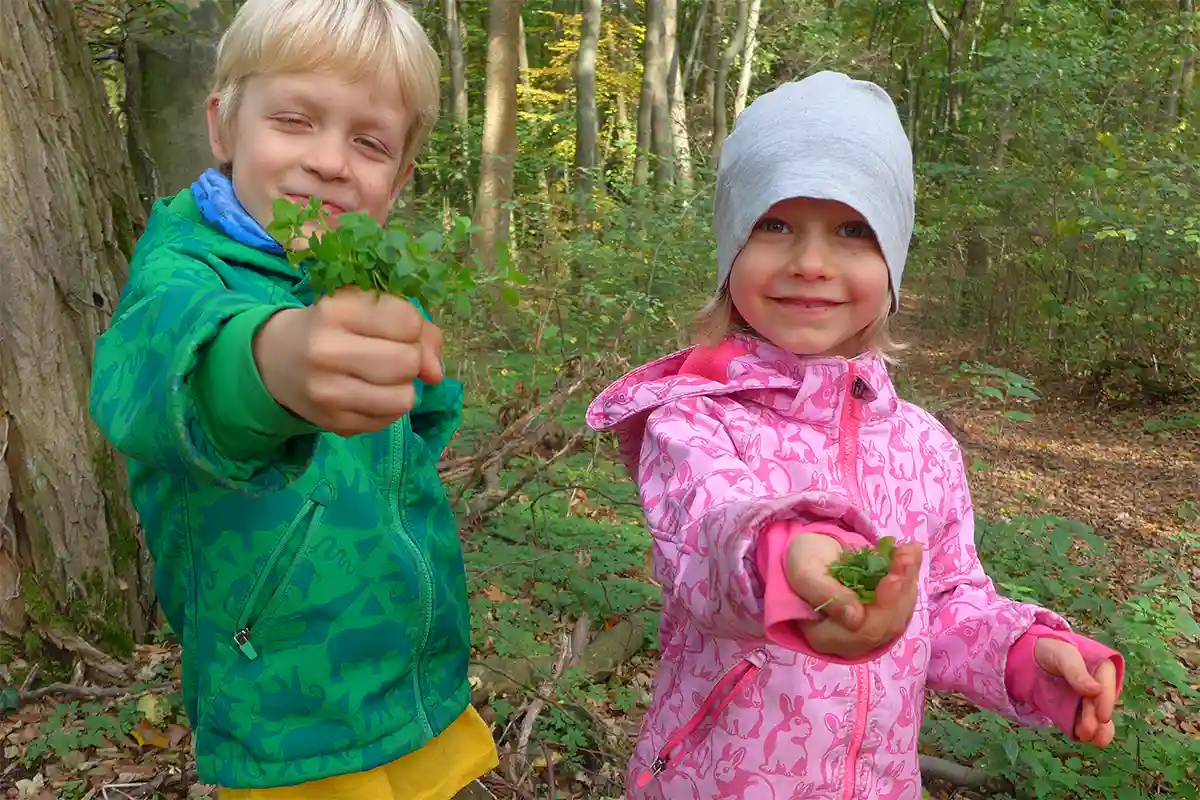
[586,335,1122,800]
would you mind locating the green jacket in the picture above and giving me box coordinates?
[89,189,472,788]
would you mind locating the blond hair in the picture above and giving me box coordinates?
[695,288,906,362]
[211,0,441,172]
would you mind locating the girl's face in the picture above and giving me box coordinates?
[729,197,890,358]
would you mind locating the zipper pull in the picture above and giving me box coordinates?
[852,376,869,399]
[636,756,668,788]
[233,628,259,660]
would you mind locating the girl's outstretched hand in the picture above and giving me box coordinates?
[1034,637,1122,747]
[786,533,923,660]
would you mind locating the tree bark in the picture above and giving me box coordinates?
[733,0,762,118]
[652,0,677,185]
[446,0,469,126]
[699,0,724,141]
[711,0,749,161]
[0,0,154,654]
[667,5,694,190]
[1165,0,1195,122]
[472,0,523,269]
[634,0,669,187]
[574,0,602,196]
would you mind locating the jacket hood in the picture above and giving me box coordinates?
[586,335,900,477]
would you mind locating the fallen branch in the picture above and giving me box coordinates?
[920,754,1013,793]
[465,429,587,520]
[39,627,128,682]
[16,681,174,707]
[469,618,643,706]
[514,627,574,787]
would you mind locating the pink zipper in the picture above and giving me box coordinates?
[636,648,769,788]
[838,366,871,800]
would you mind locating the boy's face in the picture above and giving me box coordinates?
[207,71,413,241]
[729,197,890,358]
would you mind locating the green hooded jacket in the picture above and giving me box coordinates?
[89,188,472,789]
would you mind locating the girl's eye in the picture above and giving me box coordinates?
[357,137,389,155]
[274,115,308,128]
[755,218,790,234]
[838,221,875,239]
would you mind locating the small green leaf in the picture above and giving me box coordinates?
[1005,411,1035,422]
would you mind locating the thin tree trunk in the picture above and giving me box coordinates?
[683,0,711,99]
[472,0,523,269]
[635,0,668,187]
[575,0,602,197]
[653,0,677,185]
[0,0,154,652]
[1165,0,1195,121]
[446,0,469,125]
[733,0,761,118]
[699,0,723,138]
[669,29,694,188]
[711,0,749,161]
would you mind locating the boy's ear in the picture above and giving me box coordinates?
[390,163,415,205]
[206,93,232,164]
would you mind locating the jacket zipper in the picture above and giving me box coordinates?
[232,495,326,660]
[392,421,436,739]
[839,366,870,800]
[636,648,769,788]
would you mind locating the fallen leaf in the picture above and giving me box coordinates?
[131,719,170,749]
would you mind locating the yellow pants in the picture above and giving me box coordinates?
[220,707,498,800]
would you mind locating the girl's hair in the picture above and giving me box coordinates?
[211,0,441,172]
[695,287,906,362]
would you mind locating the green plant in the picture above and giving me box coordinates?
[265,197,522,312]
[946,361,1040,423]
[818,537,897,608]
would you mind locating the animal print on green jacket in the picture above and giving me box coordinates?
[89,188,472,789]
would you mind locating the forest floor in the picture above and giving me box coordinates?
[2,309,1197,800]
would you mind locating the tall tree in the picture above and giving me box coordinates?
[472,0,523,268]
[664,0,693,188]
[733,0,762,118]
[575,0,603,196]
[1164,0,1195,122]
[634,0,670,187]
[0,0,154,653]
[445,0,469,126]
[711,0,750,161]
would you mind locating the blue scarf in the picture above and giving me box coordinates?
[191,168,286,255]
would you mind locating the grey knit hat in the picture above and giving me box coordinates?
[714,71,915,313]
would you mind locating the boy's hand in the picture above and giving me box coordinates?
[786,533,923,660]
[1034,637,1121,748]
[255,287,444,437]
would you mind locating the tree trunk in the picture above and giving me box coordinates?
[0,0,154,654]
[653,0,677,185]
[667,3,694,190]
[1165,0,1195,122]
[683,0,711,100]
[635,0,669,187]
[575,0,602,196]
[733,0,761,118]
[472,0,523,269]
[446,0,469,125]
[711,0,749,161]
[700,0,724,140]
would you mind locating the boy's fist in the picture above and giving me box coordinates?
[255,287,444,437]
[786,533,923,660]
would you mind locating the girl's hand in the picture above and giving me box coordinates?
[786,534,923,659]
[1034,637,1122,747]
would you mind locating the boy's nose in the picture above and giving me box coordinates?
[301,140,351,181]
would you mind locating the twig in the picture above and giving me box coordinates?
[515,629,573,785]
[20,662,39,692]
[467,430,587,520]
[18,681,174,706]
[541,740,557,800]
[919,754,1013,792]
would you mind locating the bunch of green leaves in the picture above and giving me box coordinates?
[820,536,896,607]
[265,196,480,310]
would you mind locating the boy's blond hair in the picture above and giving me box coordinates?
[695,288,906,361]
[211,0,441,173]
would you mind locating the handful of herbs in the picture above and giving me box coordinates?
[816,536,897,611]
[266,196,509,310]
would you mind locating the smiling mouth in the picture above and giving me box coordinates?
[285,194,348,216]
[771,297,845,310]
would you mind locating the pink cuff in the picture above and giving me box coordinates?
[1005,624,1126,738]
[756,521,880,664]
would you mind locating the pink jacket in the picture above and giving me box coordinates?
[586,336,1122,800]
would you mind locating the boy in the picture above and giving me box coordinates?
[88,1,499,797]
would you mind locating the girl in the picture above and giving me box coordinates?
[586,72,1125,800]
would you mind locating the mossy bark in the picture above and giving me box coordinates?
[0,0,155,658]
